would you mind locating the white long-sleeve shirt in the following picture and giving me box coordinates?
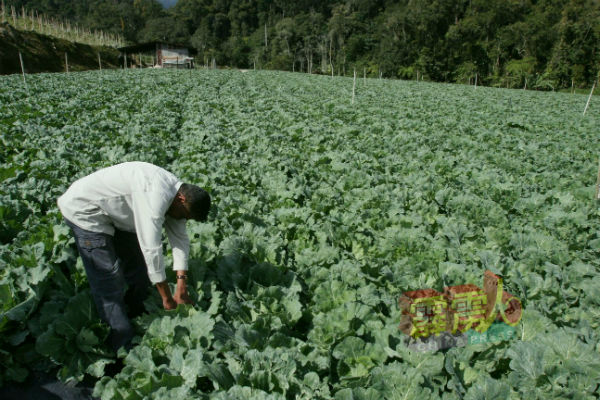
[57,162,189,284]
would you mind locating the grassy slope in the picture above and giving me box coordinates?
[0,22,119,75]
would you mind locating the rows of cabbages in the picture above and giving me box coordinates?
[1,69,599,399]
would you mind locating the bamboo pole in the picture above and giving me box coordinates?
[352,68,356,105]
[596,158,600,200]
[363,67,366,85]
[583,79,596,116]
[65,52,69,73]
[98,52,102,70]
[18,51,26,83]
[475,73,478,89]
[571,78,575,94]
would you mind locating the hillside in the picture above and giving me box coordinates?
[4,0,600,88]
[0,23,119,75]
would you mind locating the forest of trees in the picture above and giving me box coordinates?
[5,0,600,89]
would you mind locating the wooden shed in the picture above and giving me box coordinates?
[118,42,195,69]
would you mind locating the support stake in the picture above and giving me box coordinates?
[583,80,596,116]
[352,68,356,105]
[18,51,26,85]
[596,158,600,201]
[571,78,574,94]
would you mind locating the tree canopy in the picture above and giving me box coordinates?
[5,0,600,88]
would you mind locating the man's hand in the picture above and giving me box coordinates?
[174,272,194,305]
[174,291,194,305]
[163,297,177,310]
[156,281,177,310]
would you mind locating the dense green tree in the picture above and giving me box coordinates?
[4,0,599,88]
[547,0,600,87]
[137,16,188,43]
[133,0,164,20]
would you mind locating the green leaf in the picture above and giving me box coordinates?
[181,348,205,387]
[76,327,100,352]
[465,376,510,400]
[206,362,235,390]
[125,345,156,373]
[86,359,113,378]
[517,308,554,342]
[333,337,377,379]
[36,329,65,358]
[506,341,545,381]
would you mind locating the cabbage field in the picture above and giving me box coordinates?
[1,69,599,399]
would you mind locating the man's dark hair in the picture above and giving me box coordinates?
[180,183,211,222]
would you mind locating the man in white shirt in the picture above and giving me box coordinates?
[57,161,211,351]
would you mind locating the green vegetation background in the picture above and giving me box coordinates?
[1,68,599,398]
[4,0,600,89]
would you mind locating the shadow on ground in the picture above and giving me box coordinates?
[0,371,96,400]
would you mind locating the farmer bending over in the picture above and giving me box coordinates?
[57,161,211,352]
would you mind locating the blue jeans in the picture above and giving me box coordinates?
[65,219,151,352]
